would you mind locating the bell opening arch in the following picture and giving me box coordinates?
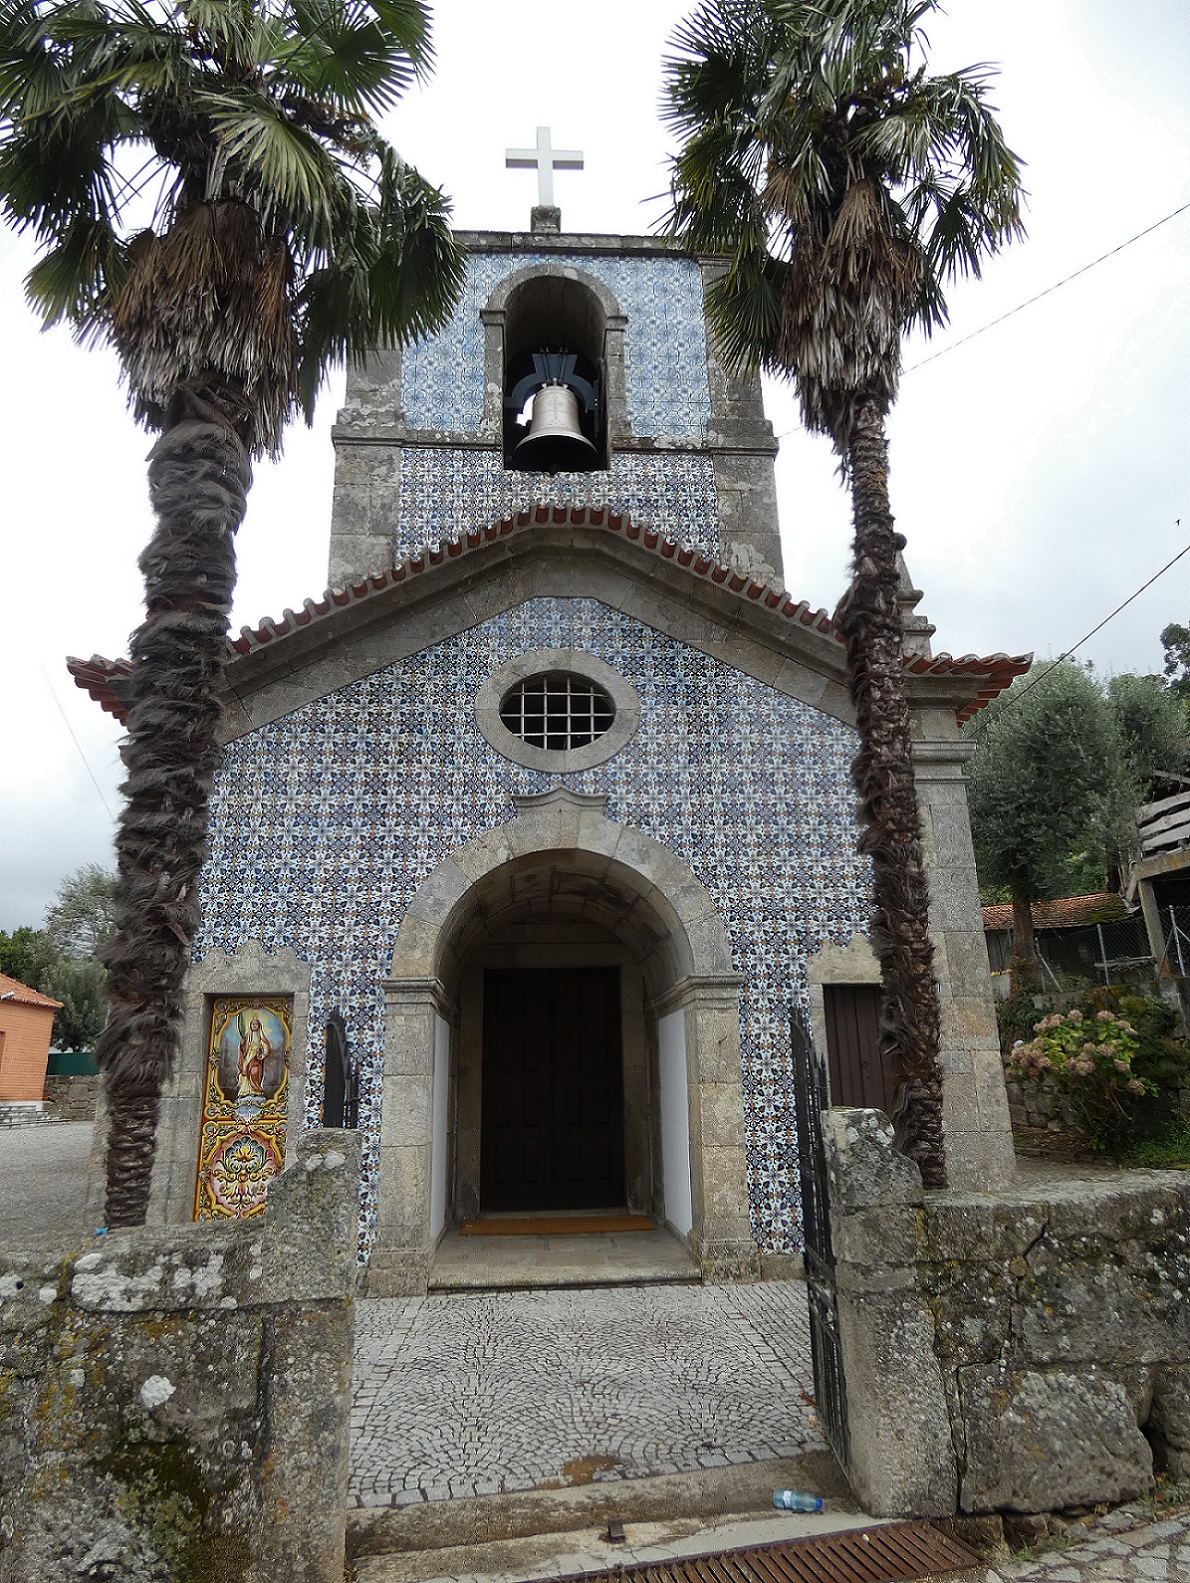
[479,263,630,472]
[366,788,757,1296]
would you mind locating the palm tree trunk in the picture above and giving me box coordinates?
[96,391,252,1227]
[837,396,947,1189]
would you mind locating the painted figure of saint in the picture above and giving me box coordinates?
[236,1014,270,1099]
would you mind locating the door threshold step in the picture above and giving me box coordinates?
[428,1267,702,1292]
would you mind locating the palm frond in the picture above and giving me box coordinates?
[280,0,419,114]
[24,208,126,324]
[198,83,341,222]
[662,0,1024,422]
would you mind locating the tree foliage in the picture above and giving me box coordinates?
[43,862,117,960]
[966,663,1131,909]
[0,866,116,1049]
[0,925,52,987]
[41,955,107,1051]
[1160,622,1190,702]
[1106,672,1186,801]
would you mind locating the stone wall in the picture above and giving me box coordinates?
[0,1130,358,1583]
[43,1074,101,1121]
[822,1110,1190,1519]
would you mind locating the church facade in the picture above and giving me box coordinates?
[74,214,1025,1296]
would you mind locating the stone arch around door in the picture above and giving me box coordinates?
[366,787,756,1296]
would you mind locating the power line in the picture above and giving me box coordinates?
[39,665,117,823]
[989,523,1189,717]
[773,198,1190,436]
[908,200,1190,372]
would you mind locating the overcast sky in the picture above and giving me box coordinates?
[2,0,1189,931]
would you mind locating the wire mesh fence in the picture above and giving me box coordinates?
[989,914,1156,990]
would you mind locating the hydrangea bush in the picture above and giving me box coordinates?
[1009,1007,1152,1151]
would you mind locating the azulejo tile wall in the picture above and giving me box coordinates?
[390,450,720,565]
[195,599,871,1258]
[401,252,713,437]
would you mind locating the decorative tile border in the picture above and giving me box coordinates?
[389,449,720,563]
[195,598,870,1258]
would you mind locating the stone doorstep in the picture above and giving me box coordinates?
[347,1455,853,1571]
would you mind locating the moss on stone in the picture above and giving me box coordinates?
[96,1432,253,1583]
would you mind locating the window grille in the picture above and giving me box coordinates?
[499,672,615,752]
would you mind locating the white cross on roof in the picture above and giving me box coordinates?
[505,126,584,208]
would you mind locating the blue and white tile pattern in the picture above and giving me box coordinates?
[196,599,870,1259]
[401,252,712,437]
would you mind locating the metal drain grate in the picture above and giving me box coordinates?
[542,1520,982,1583]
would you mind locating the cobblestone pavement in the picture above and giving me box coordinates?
[351,1283,822,1509]
[991,1505,1190,1582]
[0,1121,94,1248]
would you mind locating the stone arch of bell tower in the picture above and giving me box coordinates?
[479,261,630,454]
[366,787,757,1296]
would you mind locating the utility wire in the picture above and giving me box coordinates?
[774,199,1190,437]
[987,523,1189,719]
[39,665,117,822]
[907,200,1190,372]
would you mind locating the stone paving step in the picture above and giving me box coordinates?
[427,1228,701,1291]
[349,1462,862,1583]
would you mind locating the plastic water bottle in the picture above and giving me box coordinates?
[773,1490,823,1512]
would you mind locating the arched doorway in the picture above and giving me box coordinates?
[366,789,757,1296]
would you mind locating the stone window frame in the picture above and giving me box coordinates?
[475,649,641,772]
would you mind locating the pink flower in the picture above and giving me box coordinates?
[1068,1010,1084,1024]
[1128,1079,1145,1094]
[1114,1059,1130,1074]
[1096,1009,1115,1023]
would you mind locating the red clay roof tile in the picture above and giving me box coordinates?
[67,506,1030,727]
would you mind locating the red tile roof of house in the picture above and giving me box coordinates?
[67,505,1030,726]
[0,972,63,1010]
[981,893,1128,932]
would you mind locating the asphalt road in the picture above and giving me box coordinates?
[0,1120,96,1251]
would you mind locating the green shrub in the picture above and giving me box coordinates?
[1009,1006,1151,1152]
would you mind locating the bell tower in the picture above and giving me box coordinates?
[327,146,784,589]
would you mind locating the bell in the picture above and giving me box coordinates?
[514,381,597,474]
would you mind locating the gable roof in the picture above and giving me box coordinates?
[0,972,62,1010]
[981,893,1128,932]
[68,506,1029,737]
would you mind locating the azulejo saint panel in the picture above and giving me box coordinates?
[401,252,713,437]
[194,996,293,1220]
[195,599,871,1258]
[389,449,719,564]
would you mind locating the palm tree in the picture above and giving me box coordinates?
[663,0,1024,1187]
[0,0,466,1225]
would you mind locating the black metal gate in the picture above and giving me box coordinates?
[322,1011,359,1130]
[791,1008,850,1476]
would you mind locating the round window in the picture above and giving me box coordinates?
[499,671,616,752]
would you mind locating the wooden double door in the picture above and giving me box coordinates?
[481,966,625,1212]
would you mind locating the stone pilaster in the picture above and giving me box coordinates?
[655,973,758,1281]
[366,976,452,1296]
[914,733,1015,1191]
